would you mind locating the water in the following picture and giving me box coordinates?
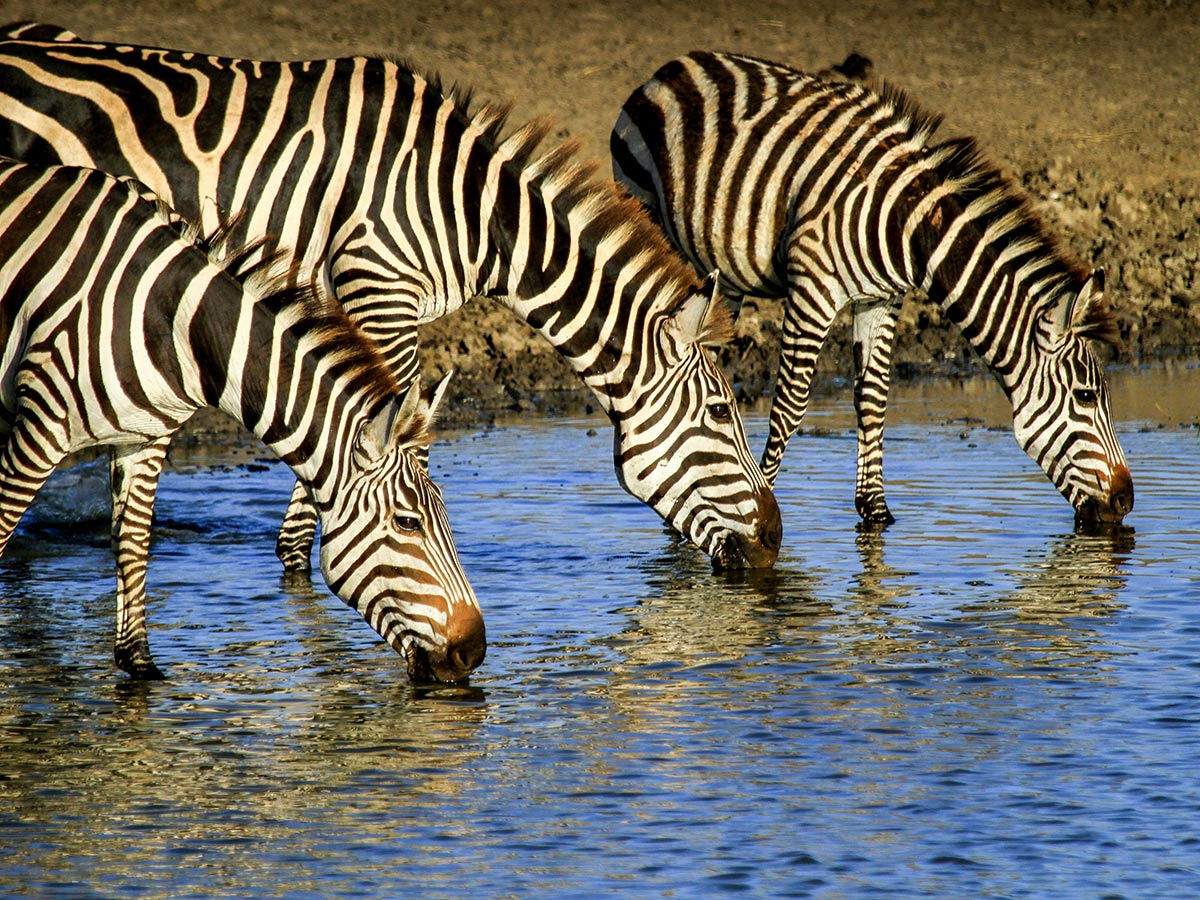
[1,363,1197,899]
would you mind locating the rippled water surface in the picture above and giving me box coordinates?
[1,364,1198,899]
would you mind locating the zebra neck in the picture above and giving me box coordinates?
[907,193,1067,383]
[483,204,691,417]
[494,275,669,418]
[240,371,362,498]
[181,283,366,491]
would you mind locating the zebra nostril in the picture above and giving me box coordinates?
[451,634,486,675]
[1113,489,1133,518]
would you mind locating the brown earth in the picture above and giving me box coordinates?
[9,0,1199,427]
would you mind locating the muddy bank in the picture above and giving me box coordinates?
[10,0,1197,432]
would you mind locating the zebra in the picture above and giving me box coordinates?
[611,50,1134,526]
[0,158,485,683]
[0,22,782,570]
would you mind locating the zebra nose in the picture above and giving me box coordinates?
[432,603,487,682]
[713,486,783,570]
[734,485,782,568]
[1109,464,1134,520]
[756,486,783,558]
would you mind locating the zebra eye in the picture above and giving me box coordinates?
[394,514,422,534]
[708,402,732,423]
[1074,388,1098,406]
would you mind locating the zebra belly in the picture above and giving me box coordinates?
[673,207,789,301]
[415,290,470,325]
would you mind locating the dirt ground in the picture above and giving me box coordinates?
[7,0,1199,426]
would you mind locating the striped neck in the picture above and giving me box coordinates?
[179,271,393,496]
[474,123,702,416]
[888,150,1090,386]
[493,232,692,416]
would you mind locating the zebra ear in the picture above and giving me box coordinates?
[1047,269,1114,344]
[661,272,733,357]
[355,380,437,464]
[425,370,454,427]
[1071,268,1120,345]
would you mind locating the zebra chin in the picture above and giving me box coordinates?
[401,606,488,684]
[1071,463,1135,527]
[709,487,784,571]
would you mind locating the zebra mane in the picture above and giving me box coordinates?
[403,70,711,340]
[379,58,719,342]
[873,80,944,146]
[149,203,417,436]
[863,80,1118,347]
[388,57,514,147]
[137,191,278,282]
[497,117,716,324]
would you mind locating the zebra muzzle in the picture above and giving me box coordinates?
[406,604,488,683]
[712,487,783,570]
[1074,463,1135,526]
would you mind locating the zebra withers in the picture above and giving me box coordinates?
[0,159,485,683]
[612,50,1133,526]
[0,23,782,570]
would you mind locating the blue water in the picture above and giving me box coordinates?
[1,366,1197,899]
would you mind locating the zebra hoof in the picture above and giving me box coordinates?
[856,498,895,527]
[280,568,315,591]
[275,544,314,574]
[115,648,166,681]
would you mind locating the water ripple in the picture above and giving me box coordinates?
[2,371,1199,899]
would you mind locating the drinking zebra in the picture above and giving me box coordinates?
[0,159,485,682]
[612,50,1134,526]
[0,23,782,569]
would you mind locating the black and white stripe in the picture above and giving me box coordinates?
[612,50,1133,526]
[0,159,484,682]
[0,23,782,568]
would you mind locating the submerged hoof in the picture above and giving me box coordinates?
[856,497,895,527]
[116,649,166,681]
[275,545,314,574]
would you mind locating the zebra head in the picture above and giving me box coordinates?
[317,376,486,682]
[1010,269,1134,526]
[613,277,783,569]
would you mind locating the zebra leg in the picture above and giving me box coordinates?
[110,438,171,679]
[275,479,318,574]
[760,278,843,486]
[0,418,67,558]
[852,295,904,525]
